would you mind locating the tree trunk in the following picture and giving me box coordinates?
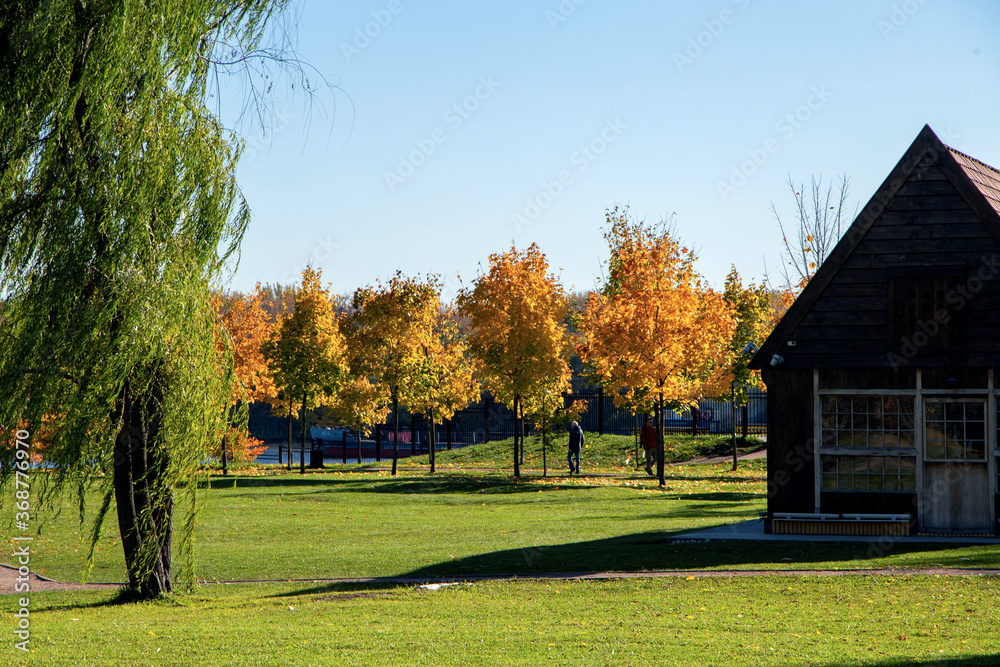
[542,422,547,478]
[657,393,665,486]
[513,394,520,478]
[299,391,307,475]
[731,387,739,471]
[391,390,399,476]
[356,422,363,464]
[221,431,228,476]
[429,408,436,474]
[286,403,293,470]
[113,378,173,598]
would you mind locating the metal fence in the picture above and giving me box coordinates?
[249,388,766,457]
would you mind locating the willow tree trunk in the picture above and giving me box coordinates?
[113,379,173,598]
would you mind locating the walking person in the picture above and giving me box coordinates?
[640,417,657,476]
[567,420,584,475]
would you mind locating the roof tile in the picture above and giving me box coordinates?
[947,147,1000,217]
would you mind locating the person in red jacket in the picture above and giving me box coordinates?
[640,417,657,476]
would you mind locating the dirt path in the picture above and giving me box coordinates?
[5,564,999,595]
[0,564,120,594]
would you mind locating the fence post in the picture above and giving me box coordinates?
[375,424,381,462]
[446,418,452,450]
[342,429,347,464]
[741,403,749,439]
[691,406,699,436]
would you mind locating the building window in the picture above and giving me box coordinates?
[820,394,917,492]
[821,395,914,448]
[924,399,986,461]
[821,455,916,491]
[888,275,964,354]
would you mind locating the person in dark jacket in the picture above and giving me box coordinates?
[567,421,584,475]
[640,417,657,475]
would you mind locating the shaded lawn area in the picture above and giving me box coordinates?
[2,576,999,666]
[5,460,1000,586]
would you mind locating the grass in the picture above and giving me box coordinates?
[3,577,999,665]
[4,450,1000,665]
[8,459,1000,585]
[352,433,766,473]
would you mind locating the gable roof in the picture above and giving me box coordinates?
[750,125,1000,370]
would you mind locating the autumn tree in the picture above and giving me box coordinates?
[578,207,735,485]
[720,267,775,469]
[457,243,572,478]
[262,268,348,474]
[407,310,480,473]
[0,1,301,598]
[343,272,440,475]
[213,284,277,470]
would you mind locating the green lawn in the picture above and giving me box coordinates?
[8,457,1000,585]
[360,432,765,472]
[4,445,1000,665]
[4,577,999,666]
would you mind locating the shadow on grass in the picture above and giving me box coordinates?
[389,529,1000,579]
[33,586,187,611]
[816,660,1000,667]
[208,474,592,495]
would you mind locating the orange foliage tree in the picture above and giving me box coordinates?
[456,243,572,478]
[578,207,735,485]
[342,272,440,475]
[213,284,277,468]
[262,268,349,474]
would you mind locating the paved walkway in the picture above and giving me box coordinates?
[674,519,1000,544]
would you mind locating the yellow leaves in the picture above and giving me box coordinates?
[457,243,572,408]
[581,208,735,407]
[261,268,349,409]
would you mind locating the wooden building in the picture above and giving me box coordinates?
[750,126,1000,536]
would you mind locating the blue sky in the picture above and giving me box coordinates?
[225,0,1000,302]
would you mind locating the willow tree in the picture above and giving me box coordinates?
[0,1,290,598]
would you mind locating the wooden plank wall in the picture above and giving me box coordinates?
[784,155,1000,369]
[763,367,815,513]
